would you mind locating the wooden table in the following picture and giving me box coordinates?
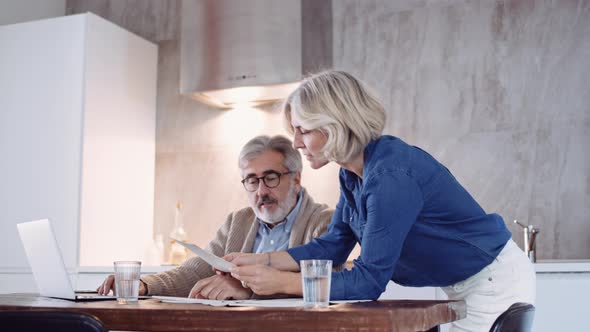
[0,294,465,331]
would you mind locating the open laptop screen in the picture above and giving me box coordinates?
[17,219,116,300]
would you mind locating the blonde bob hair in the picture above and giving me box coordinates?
[282,70,386,163]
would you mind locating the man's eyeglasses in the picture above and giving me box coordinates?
[241,171,293,192]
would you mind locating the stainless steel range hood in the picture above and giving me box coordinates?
[180,0,332,108]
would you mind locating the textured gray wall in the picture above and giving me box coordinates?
[68,0,589,259]
[331,0,590,259]
[0,0,65,25]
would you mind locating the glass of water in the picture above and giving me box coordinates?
[113,261,141,304]
[300,259,332,308]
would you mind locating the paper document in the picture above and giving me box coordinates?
[153,296,228,306]
[153,296,304,307]
[169,238,235,272]
[153,296,373,308]
[330,299,373,304]
[230,298,305,308]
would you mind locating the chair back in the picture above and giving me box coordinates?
[489,302,535,332]
[0,311,108,332]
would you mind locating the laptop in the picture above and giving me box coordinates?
[17,219,119,301]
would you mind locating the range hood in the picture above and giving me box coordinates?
[180,0,332,108]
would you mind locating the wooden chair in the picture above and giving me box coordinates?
[0,311,108,332]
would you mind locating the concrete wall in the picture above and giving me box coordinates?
[0,0,65,26]
[331,0,590,259]
[66,0,590,260]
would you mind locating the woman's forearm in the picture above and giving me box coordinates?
[269,251,300,271]
[281,271,303,296]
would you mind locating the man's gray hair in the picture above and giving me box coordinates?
[238,135,303,173]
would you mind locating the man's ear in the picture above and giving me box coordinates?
[293,171,302,187]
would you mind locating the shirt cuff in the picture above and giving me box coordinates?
[140,275,160,295]
[286,245,313,265]
[329,271,346,300]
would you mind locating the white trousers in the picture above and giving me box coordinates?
[442,240,536,332]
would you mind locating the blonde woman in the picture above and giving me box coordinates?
[228,71,535,331]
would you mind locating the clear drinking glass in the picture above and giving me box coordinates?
[300,259,332,308]
[113,261,141,304]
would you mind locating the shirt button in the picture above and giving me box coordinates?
[270,240,275,245]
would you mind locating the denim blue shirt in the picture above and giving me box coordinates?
[253,191,303,253]
[288,135,511,300]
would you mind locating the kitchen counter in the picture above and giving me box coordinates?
[534,260,590,273]
[78,261,590,274]
[11,262,589,275]
[78,265,176,274]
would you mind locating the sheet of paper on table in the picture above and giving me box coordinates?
[153,296,304,307]
[153,296,372,308]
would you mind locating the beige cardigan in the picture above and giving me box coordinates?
[142,188,333,297]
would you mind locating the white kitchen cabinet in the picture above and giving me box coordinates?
[0,13,157,292]
[380,261,590,332]
[434,261,590,332]
[530,262,590,332]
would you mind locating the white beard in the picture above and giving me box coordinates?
[254,183,298,224]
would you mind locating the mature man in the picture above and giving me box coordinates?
[97,135,333,300]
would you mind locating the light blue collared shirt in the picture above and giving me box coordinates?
[253,191,303,254]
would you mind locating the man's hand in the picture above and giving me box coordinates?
[189,274,253,300]
[230,265,302,296]
[97,274,147,296]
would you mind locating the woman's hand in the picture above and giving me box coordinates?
[223,252,269,266]
[230,265,302,296]
[225,251,300,272]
